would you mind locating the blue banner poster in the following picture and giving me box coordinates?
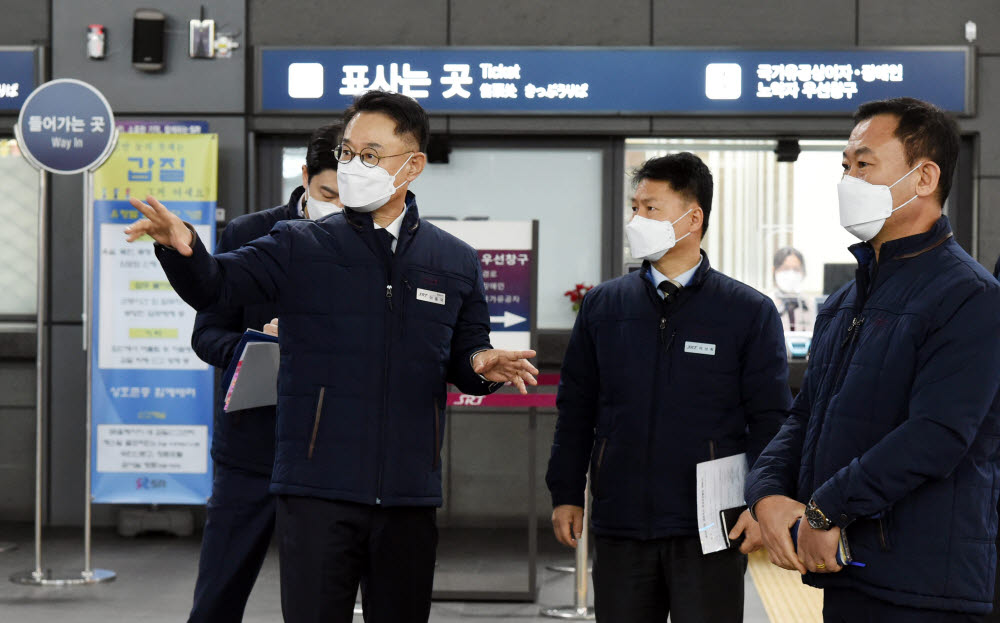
[90,133,218,504]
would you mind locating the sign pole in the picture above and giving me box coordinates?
[83,170,94,578]
[540,476,595,620]
[10,78,117,586]
[79,168,114,583]
[30,168,45,575]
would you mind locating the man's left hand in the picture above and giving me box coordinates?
[797,522,843,574]
[473,349,539,394]
[729,509,764,554]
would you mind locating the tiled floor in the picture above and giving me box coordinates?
[0,522,770,622]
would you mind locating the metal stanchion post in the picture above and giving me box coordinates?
[540,476,595,620]
[81,171,114,584]
[10,169,54,585]
[11,170,114,586]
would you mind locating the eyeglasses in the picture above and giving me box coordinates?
[333,144,413,168]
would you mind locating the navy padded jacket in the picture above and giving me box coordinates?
[547,252,790,539]
[157,193,500,506]
[747,217,1000,614]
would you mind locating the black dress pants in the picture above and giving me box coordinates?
[593,534,746,623]
[187,463,276,623]
[277,495,437,623]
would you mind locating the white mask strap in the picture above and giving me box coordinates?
[670,208,694,225]
[389,153,414,189]
[888,162,925,189]
[889,162,926,212]
[891,194,919,213]
[671,208,694,242]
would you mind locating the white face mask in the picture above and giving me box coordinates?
[775,269,804,294]
[837,162,924,242]
[337,154,413,213]
[625,209,693,262]
[304,189,342,220]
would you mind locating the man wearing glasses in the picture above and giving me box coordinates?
[124,90,539,623]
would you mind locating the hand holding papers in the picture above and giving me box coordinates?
[222,329,280,412]
[696,453,747,554]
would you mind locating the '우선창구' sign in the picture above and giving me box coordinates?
[428,220,536,353]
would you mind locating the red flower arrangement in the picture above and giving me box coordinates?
[564,283,594,313]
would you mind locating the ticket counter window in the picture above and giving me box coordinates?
[623,138,855,335]
[0,139,40,317]
[283,145,605,330]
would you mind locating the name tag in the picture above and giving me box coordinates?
[684,341,716,356]
[416,288,446,306]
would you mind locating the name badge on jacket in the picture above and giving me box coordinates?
[416,288,446,305]
[684,341,716,356]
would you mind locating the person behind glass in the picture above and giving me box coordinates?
[185,124,344,623]
[746,98,1000,622]
[771,246,815,333]
[124,90,538,623]
[546,152,791,623]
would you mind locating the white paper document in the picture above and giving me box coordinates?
[696,453,748,554]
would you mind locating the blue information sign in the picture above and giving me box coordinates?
[16,79,116,174]
[258,47,972,115]
[0,48,36,112]
[90,133,219,504]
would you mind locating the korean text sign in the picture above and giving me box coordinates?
[16,79,115,174]
[259,47,971,115]
[90,133,218,504]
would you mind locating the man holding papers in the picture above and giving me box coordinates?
[185,124,344,623]
[545,152,790,622]
[746,98,1000,621]
[125,91,537,623]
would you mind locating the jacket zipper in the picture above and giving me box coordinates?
[659,318,677,382]
[307,387,325,459]
[593,437,608,498]
[645,318,664,538]
[840,315,865,349]
[376,265,394,504]
[432,399,441,470]
[644,284,687,538]
[810,257,880,499]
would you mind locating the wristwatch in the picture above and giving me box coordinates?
[805,498,833,531]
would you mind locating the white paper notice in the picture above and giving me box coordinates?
[696,453,748,554]
[97,424,208,474]
[97,223,211,370]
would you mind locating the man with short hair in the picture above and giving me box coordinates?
[125,91,538,623]
[747,97,1000,621]
[185,123,343,623]
[546,152,791,622]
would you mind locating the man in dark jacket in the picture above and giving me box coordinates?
[186,124,343,623]
[125,91,538,623]
[546,152,791,622]
[747,98,1000,621]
